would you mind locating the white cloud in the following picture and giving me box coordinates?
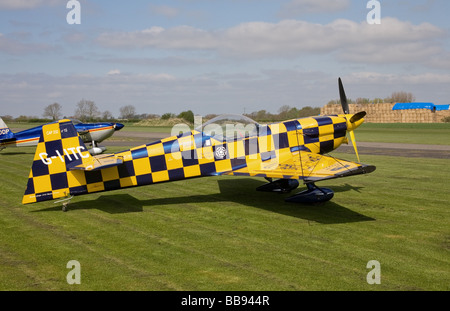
[96,18,446,66]
[107,69,121,76]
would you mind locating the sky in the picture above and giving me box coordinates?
[0,0,449,118]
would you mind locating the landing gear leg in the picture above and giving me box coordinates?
[54,195,74,212]
[285,183,334,203]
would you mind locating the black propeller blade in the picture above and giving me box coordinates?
[350,111,367,123]
[338,77,349,114]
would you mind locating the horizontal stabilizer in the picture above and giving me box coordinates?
[68,154,123,171]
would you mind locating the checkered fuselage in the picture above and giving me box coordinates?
[23,115,349,204]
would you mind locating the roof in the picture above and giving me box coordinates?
[435,105,450,111]
[392,103,437,111]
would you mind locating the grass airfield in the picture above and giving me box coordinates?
[0,124,449,291]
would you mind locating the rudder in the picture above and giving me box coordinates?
[22,119,92,204]
[0,117,14,141]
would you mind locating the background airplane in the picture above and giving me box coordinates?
[0,117,124,155]
[21,78,375,209]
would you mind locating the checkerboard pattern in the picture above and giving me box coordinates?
[23,115,350,204]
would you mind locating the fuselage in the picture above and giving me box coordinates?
[0,122,124,149]
[22,114,368,204]
[103,114,362,187]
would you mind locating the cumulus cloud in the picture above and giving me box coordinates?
[96,18,445,66]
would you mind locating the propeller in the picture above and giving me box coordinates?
[338,77,365,162]
[338,77,349,114]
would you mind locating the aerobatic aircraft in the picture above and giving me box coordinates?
[0,118,124,155]
[22,78,375,209]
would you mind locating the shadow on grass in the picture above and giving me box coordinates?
[0,151,31,155]
[33,178,374,224]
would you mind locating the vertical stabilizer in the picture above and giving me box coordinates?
[0,117,15,141]
[22,119,92,204]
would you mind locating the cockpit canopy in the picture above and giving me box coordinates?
[197,114,260,141]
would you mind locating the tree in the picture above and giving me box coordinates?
[177,110,194,124]
[161,113,175,120]
[74,99,99,122]
[43,103,62,121]
[355,98,370,105]
[102,110,113,121]
[119,105,136,119]
[385,92,415,103]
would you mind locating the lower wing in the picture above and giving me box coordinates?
[223,150,376,183]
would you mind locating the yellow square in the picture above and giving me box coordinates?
[120,176,137,188]
[215,160,232,173]
[298,117,317,129]
[42,123,61,142]
[48,157,67,175]
[67,171,86,188]
[258,135,273,153]
[165,152,183,170]
[269,123,286,135]
[152,171,169,183]
[133,158,151,174]
[246,153,261,169]
[288,131,301,147]
[198,146,214,163]
[147,143,164,157]
[319,124,334,136]
[62,136,81,150]
[33,175,52,193]
[87,182,104,193]
[178,136,194,151]
[52,189,69,200]
[22,194,37,204]
[101,167,120,181]
[183,165,200,178]
[227,141,245,160]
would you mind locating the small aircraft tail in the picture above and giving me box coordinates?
[0,117,15,141]
[22,119,94,204]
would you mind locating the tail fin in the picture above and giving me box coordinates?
[22,119,93,204]
[0,117,15,141]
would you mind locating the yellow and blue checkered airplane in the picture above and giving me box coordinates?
[22,78,375,207]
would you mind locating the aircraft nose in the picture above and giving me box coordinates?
[114,123,125,131]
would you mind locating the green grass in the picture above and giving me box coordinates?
[356,123,450,145]
[0,145,449,290]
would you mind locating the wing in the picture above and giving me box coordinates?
[223,149,375,183]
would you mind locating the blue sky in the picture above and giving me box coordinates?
[1,0,449,118]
